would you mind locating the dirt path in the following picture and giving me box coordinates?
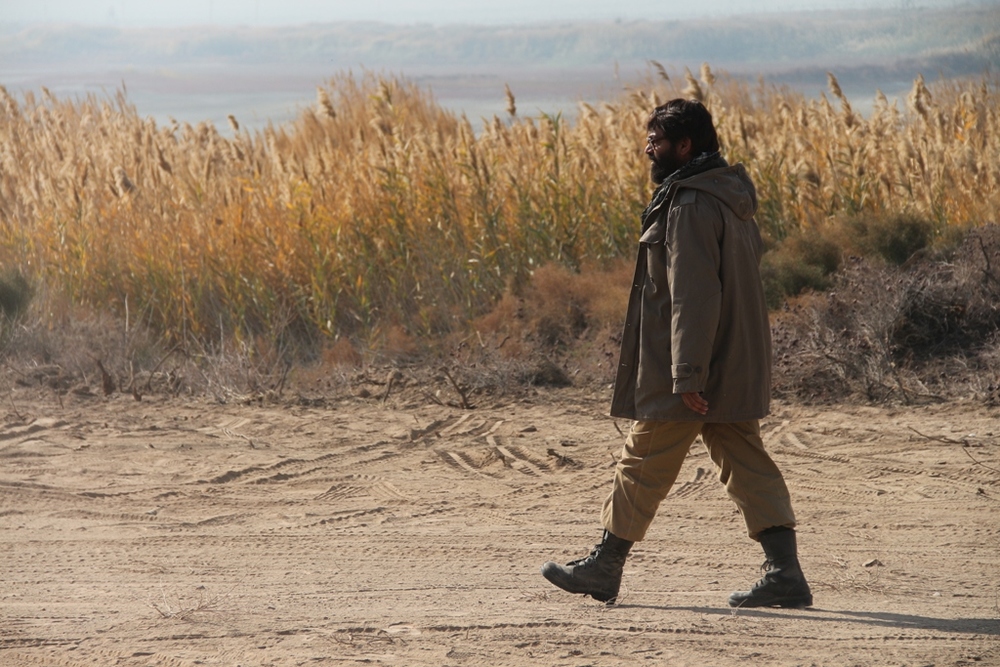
[1,387,998,666]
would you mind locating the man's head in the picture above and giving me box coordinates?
[645,99,720,184]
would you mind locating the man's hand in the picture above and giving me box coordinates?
[681,391,709,415]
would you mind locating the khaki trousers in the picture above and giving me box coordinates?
[601,420,796,542]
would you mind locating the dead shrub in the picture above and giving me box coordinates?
[890,224,1000,360]
[772,260,914,402]
[381,324,421,360]
[772,224,1000,404]
[761,212,939,309]
[322,337,363,366]
[459,258,632,388]
[522,264,590,347]
[474,259,630,350]
[526,261,631,346]
[0,294,179,398]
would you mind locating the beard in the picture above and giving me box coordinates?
[650,151,686,185]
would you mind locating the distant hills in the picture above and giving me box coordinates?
[3,5,996,76]
[2,4,995,129]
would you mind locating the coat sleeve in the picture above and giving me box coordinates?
[666,190,722,394]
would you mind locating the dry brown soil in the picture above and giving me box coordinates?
[2,386,998,666]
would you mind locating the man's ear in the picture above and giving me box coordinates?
[677,137,693,159]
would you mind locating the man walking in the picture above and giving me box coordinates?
[540,99,812,608]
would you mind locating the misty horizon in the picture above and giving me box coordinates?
[0,0,986,27]
[2,2,996,133]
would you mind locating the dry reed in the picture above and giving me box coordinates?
[0,69,996,354]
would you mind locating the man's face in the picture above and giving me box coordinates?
[646,131,688,184]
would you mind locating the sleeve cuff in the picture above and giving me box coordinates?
[672,363,705,393]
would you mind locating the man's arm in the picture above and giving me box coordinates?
[667,191,723,404]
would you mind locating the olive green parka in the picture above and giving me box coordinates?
[610,163,771,422]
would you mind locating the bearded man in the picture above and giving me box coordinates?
[540,99,812,609]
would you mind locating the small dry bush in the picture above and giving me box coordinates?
[514,262,630,348]
[0,270,32,356]
[839,212,936,266]
[0,270,31,320]
[471,259,631,383]
[772,224,1000,403]
[761,230,842,309]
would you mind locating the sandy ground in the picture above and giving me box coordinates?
[1,383,998,666]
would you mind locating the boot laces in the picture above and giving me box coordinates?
[567,543,603,567]
[750,559,777,590]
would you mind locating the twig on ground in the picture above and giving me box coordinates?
[143,344,183,393]
[546,448,580,468]
[441,367,472,409]
[419,389,446,407]
[149,585,227,620]
[148,568,253,621]
[6,390,24,421]
[382,370,403,404]
[907,426,1000,474]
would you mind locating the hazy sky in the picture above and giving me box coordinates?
[0,0,972,26]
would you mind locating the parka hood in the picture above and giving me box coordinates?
[671,163,758,221]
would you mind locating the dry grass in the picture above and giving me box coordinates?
[147,581,243,622]
[0,67,997,392]
[718,71,1000,242]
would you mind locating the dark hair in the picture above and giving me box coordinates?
[647,99,720,155]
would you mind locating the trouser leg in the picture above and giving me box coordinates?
[700,420,796,539]
[601,420,702,542]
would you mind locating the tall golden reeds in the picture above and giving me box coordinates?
[0,70,996,351]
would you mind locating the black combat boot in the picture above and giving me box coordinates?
[728,527,813,608]
[541,530,634,603]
